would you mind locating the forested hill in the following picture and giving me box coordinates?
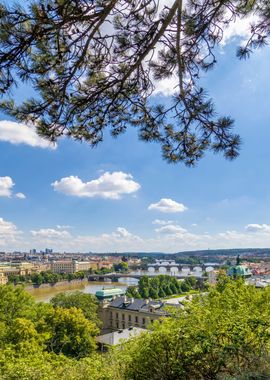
[93,248,270,258]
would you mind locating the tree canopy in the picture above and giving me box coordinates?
[2,281,270,378]
[0,0,268,165]
[50,291,100,325]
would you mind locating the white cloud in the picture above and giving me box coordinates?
[15,192,26,199]
[0,176,14,197]
[245,224,270,233]
[56,225,72,229]
[4,220,270,252]
[155,224,187,234]
[31,228,71,239]
[0,217,19,236]
[152,219,175,225]
[0,217,21,246]
[52,171,140,199]
[0,120,56,149]
[148,198,187,213]
[0,177,26,198]
[222,14,258,46]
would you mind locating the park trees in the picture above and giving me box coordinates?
[1,0,268,165]
[112,279,270,380]
[128,274,201,299]
[44,307,98,358]
[50,291,100,325]
[0,285,100,360]
[2,281,270,378]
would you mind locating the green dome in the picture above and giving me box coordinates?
[227,265,251,277]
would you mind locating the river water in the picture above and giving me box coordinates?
[27,269,199,302]
[27,277,139,303]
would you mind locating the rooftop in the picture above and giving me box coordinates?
[96,327,145,346]
[108,296,167,314]
[95,288,125,299]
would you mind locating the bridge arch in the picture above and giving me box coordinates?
[147,266,155,273]
[158,266,167,273]
[170,266,179,274]
[181,267,190,275]
[205,266,214,272]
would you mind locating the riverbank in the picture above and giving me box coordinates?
[26,277,138,303]
[24,278,89,291]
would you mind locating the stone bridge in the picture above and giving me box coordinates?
[147,261,219,274]
[88,272,207,282]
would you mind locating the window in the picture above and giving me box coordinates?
[128,315,131,322]
[116,312,118,319]
[122,323,125,329]
[122,313,125,320]
[135,316,138,323]
[116,322,119,329]
[110,311,112,319]
[142,318,145,325]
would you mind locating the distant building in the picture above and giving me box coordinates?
[99,296,168,333]
[0,262,34,276]
[50,260,98,274]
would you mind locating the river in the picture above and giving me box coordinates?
[27,269,198,302]
[27,277,139,303]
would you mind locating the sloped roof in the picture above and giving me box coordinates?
[97,327,145,345]
[109,296,167,314]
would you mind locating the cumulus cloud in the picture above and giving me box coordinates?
[0,217,19,236]
[31,228,71,239]
[0,120,56,149]
[4,221,270,252]
[148,198,187,213]
[222,14,258,46]
[15,192,26,199]
[155,224,187,234]
[0,177,26,198]
[0,217,21,246]
[52,171,140,199]
[0,177,14,197]
[245,224,270,233]
[152,219,174,225]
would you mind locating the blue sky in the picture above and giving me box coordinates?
[1,13,270,252]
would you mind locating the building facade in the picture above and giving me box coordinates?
[50,260,98,274]
[99,296,168,333]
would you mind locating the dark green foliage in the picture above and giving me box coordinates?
[135,275,201,299]
[0,0,259,166]
[180,281,191,292]
[126,286,141,298]
[113,262,128,273]
[7,268,109,286]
